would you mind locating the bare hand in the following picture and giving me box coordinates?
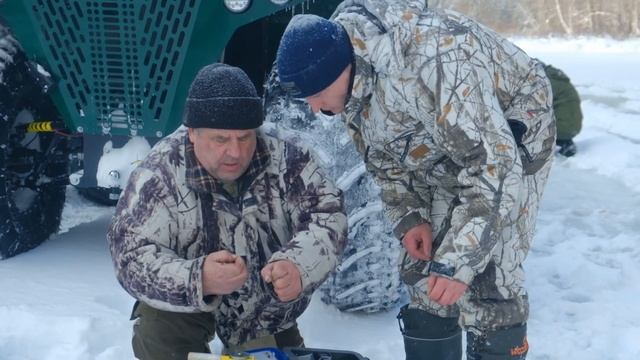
[402,223,433,261]
[261,260,303,302]
[202,250,248,295]
[427,275,468,306]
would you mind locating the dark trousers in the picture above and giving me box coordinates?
[131,301,304,360]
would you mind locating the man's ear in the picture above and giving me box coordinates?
[187,127,196,143]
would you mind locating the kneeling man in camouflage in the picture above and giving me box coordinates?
[107,63,347,360]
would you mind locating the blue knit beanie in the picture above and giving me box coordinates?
[276,14,353,98]
[183,63,263,129]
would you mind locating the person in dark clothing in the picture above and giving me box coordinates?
[543,62,583,157]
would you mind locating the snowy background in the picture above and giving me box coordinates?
[1,37,639,359]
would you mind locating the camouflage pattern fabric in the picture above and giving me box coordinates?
[107,126,347,346]
[332,0,555,330]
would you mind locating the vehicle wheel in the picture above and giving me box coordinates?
[320,198,403,312]
[0,28,69,259]
[263,67,404,312]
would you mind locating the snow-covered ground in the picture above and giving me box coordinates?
[1,38,639,360]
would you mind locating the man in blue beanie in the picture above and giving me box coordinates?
[107,63,347,360]
[276,1,556,359]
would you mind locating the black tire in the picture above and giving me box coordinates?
[263,67,404,312]
[0,27,69,259]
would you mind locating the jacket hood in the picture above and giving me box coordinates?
[332,0,426,31]
[331,0,426,109]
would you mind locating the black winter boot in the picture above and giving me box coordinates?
[397,305,462,360]
[556,139,577,157]
[466,323,528,360]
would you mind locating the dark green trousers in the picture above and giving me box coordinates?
[131,301,304,360]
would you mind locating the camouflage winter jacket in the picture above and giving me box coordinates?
[332,0,555,285]
[107,126,347,346]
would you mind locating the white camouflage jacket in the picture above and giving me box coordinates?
[333,0,555,286]
[107,126,347,345]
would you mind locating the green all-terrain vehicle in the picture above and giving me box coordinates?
[0,0,403,313]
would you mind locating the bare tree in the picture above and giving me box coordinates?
[553,0,573,34]
[626,0,640,35]
[429,0,637,37]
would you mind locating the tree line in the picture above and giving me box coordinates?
[430,0,640,37]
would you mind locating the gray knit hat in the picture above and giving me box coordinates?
[182,63,263,129]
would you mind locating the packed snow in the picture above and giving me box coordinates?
[95,137,151,190]
[1,37,639,360]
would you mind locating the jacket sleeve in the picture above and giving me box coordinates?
[107,166,217,312]
[419,46,523,285]
[268,143,348,293]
